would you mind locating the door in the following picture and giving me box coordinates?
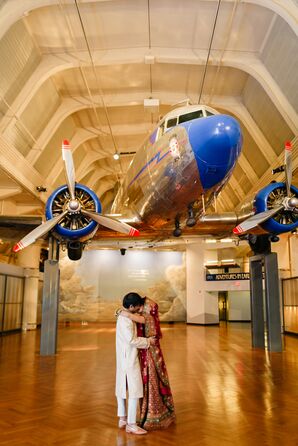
[218,291,227,321]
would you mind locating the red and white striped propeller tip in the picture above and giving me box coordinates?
[129,228,140,236]
[62,139,70,148]
[232,225,242,235]
[12,242,24,253]
[285,141,292,151]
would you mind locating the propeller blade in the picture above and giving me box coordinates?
[284,141,292,197]
[62,139,76,200]
[81,210,140,236]
[13,210,68,253]
[233,205,284,235]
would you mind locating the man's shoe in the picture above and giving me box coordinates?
[118,419,127,429]
[126,424,147,435]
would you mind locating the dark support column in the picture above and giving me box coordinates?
[249,256,265,349]
[264,253,283,352]
[40,237,60,356]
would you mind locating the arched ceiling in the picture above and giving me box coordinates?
[0,0,297,222]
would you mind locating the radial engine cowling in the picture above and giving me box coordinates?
[45,183,101,240]
[254,182,298,234]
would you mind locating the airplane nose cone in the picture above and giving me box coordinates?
[188,114,242,190]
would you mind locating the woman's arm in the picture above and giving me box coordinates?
[121,310,145,324]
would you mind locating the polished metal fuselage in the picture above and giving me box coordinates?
[112,126,205,227]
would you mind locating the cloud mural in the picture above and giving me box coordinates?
[159,254,186,321]
[58,250,186,322]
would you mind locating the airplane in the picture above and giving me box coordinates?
[12,104,298,260]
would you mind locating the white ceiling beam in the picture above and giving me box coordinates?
[46,127,118,186]
[78,162,116,186]
[0,135,50,203]
[0,186,22,200]
[0,54,71,133]
[26,98,87,165]
[25,92,151,164]
[89,171,116,191]
[1,0,296,42]
[16,204,43,215]
[218,52,298,134]
[96,178,116,199]
[237,154,259,184]
[85,170,101,191]
[248,0,297,35]
[76,151,111,182]
[228,176,245,202]
[216,189,235,211]
[0,0,125,40]
[1,49,296,141]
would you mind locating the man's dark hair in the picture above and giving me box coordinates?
[123,292,144,309]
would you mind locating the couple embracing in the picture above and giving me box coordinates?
[115,292,175,435]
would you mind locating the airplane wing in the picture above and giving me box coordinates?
[0,215,43,240]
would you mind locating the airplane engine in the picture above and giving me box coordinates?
[254,182,298,234]
[45,183,101,260]
[45,183,101,240]
[232,142,298,238]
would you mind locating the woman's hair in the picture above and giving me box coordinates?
[123,292,144,309]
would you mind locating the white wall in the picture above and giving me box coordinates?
[289,235,298,277]
[228,291,251,321]
[186,243,219,324]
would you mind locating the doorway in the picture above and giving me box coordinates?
[218,291,228,321]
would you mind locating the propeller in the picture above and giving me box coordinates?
[81,210,139,236]
[62,139,76,200]
[13,140,139,253]
[233,141,297,235]
[285,140,292,197]
[233,206,284,235]
[13,210,68,252]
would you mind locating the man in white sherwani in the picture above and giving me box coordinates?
[116,292,155,435]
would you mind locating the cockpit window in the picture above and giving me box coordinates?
[178,110,204,124]
[205,111,214,116]
[166,117,178,130]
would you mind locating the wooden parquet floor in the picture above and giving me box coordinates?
[0,322,298,446]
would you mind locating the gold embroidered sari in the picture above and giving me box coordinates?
[137,298,175,430]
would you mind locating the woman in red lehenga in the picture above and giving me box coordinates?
[121,297,175,431]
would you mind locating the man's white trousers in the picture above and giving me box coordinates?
[117,397,138,424]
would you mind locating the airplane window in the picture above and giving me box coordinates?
[166,117,178,130]
[205,111,214,116]
[178,110,204,124]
